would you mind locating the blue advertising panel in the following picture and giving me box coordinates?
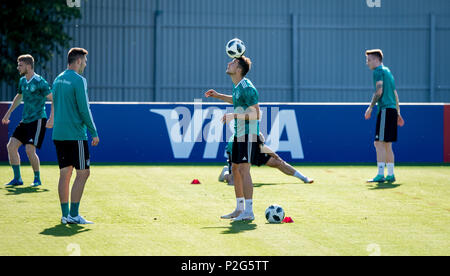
[1,103,444,163]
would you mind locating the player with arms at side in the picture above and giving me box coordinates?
[52,48,99,224]
[205,57,260,221]
[365,49,404,183]
[2,54,54,187]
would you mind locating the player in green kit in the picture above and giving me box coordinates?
[52,48,99,224]
[364,49,405,183]
[205,56,260,221]
[2,54,54,187]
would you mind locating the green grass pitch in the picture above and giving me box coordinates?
[0,164,449,256]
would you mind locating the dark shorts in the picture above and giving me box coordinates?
[375,108,398,142]
[12,118,47,149]
[230,134,271,165]
[53,140,90,170]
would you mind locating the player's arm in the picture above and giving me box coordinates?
[74,78,99,146]
[222,104,260,123]
[204,89,233,104]
[394,90,405,126]
[365,81,383,120]
[2,93,23,125]
[46,93,54,128]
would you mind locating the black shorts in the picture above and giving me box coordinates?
[375,108,398,142]
[53,140,90,170]
[12,118,47,149]
[230,134,270,165]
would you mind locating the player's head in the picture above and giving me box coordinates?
[17,54,34,75]
[366,49,383,70]
[226,56,252,78]
[68,47,88,74]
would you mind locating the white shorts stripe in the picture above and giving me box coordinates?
[34,119,42,146]
[379,109,386,142]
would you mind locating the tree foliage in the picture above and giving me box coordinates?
[0,0,81,84]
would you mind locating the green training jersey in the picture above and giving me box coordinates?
[52,69,98,141]
[373,65,397,111]
[17,74,51,123]
[232,78,259,137]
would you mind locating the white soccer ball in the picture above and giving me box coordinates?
[265,204,285,223]
[226,38,246,59]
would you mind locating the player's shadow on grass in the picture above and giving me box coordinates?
[2,186,50,196]
[40,224,91,237]
[202,221,257,234]
[253,182,294,188]
[367,182,402,190]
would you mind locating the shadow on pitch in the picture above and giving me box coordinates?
[2,186,50,196]
[367,182,402,190]
[253,182,295,188]
[202,220,257,234]
[40,224,91,237]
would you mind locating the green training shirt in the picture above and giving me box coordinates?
[52,69,98,141]
[232,78,259,137]
[373,65,397,111]
[18,74,51,123]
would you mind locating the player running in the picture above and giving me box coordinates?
[364,49,404,183]
[219,133,314,185]
[205,56,259,221]
[52,48,99,224]
[2,54,54,187]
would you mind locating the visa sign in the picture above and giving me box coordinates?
[150,105,304,160]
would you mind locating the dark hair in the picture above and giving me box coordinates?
[68,47,88,64]
[236,56,252,77]
[365,49,383,62]
[17,54,34,69]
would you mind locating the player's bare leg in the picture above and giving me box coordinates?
[221,163,244,219]
[384,142,396,182]
[368,141,387,182]
[70,169,90,203]
[25,144,42,187]
[233,163,254,221]
[7,137,21,166]
[266,157,313,183]
[58,166,73,204]
[67,169,93,224]
[5,137,23,186]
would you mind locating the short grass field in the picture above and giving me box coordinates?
[0,164,449,256]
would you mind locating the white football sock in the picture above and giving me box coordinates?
[387,163,394,176]
[245,199,253,213]
[293,171,308,182]
[377,162,385,176]
[236,197,245,211]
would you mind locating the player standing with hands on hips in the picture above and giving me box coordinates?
[52,48,99,224]
[365,49,404,184]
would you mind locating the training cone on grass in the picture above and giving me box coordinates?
[282,217,294,223]
[191,179,201,184]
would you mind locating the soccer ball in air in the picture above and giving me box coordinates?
[226,38,246,59]
[265,204,285,223]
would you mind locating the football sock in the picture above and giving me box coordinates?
[70,202,80,217]
[387,163,395,176]
[34,171,40,182]
[61,203,69,218]
[293,171,308,182]
[236,197,245,211]
[245,199,253,213]
[377,162,385,176]
[12,165,22,181]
